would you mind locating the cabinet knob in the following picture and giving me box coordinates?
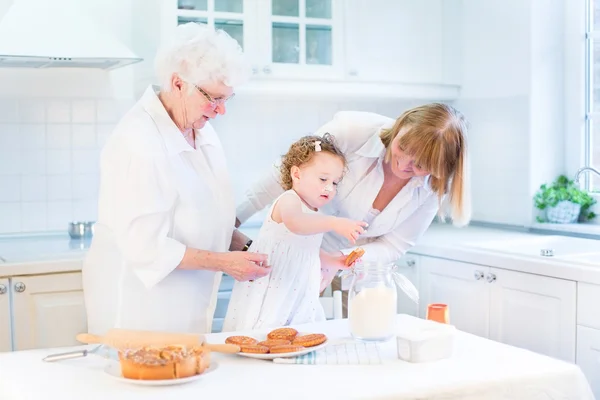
[348,69,358,76]
[405,259,416,267]
[0,284,6,295]
[14,282,26,293]
[262,66,272,74]
[486,273,497,283]
[251,66,259,75]
[474,270,484,280]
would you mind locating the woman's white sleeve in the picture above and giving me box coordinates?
[236,161,285,224]
[113,154,186,289]
[340,194,439,264]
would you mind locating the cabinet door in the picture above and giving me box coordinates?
[344,0,447,84]
[488,268,576,362]
[396,254,420,317]
[253,0,345,80]
[0,278,11,352]
[576,325,600,399]
[12,273,87,351]
[419,256,490,338]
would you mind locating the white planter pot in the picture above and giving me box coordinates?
[546,201,581,224]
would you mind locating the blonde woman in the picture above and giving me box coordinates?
[236,103,471,303]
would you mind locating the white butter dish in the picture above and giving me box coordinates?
[396,318,455,363]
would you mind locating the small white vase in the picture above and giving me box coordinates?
[546,201,581,224]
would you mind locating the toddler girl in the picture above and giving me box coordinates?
[222,134,367,331]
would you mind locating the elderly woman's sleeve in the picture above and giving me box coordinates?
[113,153,186,289]
[236,161,284,224]
[342,194,439,264]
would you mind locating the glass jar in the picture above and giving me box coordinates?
[348,261,398,342]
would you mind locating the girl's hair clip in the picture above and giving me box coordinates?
[314,140,322,152]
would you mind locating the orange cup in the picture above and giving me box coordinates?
[426,303,449,324]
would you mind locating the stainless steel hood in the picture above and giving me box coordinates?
[0,0,142,70]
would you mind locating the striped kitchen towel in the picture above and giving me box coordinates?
[272,342,383,365]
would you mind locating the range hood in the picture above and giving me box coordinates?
[0,0,142,70]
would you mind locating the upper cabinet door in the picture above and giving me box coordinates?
[175,0,258,53]
[252,0,344,80]
[344,0,457,85]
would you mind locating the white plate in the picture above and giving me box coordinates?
[234,333,329,360]
[104,360,216,386]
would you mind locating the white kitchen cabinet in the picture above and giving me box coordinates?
[131,0,461,99]
[576,325,600,399]
[419,257,490,338]
[11,272,87,351]
[0,278,11,352]
[343,0,461,95]
[488,268,576,363]
[418,256,577,362]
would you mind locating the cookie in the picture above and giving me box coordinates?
[225,336,258,346]
[257,339,291,348]
[268,345,305,354]
[292,333,327,347]
[239,344,269,354]
[267,328,298,341]
[344,247,365,266]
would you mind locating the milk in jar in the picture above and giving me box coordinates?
[348,261,398,342]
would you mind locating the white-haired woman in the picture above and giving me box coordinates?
[82,23,269,336]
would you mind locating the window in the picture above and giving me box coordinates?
[585,0,600,191]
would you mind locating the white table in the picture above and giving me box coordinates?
[0,315,594,400]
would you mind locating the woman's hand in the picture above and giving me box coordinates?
[222,251,270,281]
[332,218,368,244]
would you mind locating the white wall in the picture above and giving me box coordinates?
[455,0,567,226]
[0,0,135,234]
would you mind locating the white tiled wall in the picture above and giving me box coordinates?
[0,93,437,234]
[0,97,133,234]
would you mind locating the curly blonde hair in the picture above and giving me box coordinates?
[279,133,346,190]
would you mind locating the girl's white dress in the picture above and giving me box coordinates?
[222,190,326,331]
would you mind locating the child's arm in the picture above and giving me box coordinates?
[276,193,367,242]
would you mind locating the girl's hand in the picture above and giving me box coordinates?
[332,218,368,244]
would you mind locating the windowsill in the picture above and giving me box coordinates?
[529,222,600,239]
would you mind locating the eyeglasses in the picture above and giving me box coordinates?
[191,83,235,107]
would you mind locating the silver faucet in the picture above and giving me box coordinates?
[574,166,600,186]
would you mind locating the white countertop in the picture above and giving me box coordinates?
[1,223,599,285]
[0,315,592,400]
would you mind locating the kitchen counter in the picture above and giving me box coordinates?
[0,315,593,400]
[1,223,598,283]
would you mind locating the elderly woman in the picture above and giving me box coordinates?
[236,104,471,308]
[82,23,269,336]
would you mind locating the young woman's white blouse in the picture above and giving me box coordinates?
[82,85,235,335]
[236,111,440,264]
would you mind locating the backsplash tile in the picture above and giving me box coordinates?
[0,94,441,234]
[0,97,130,234]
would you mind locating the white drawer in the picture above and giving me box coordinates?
[578,283,600,330]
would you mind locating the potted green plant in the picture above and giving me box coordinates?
[534,175,597,223]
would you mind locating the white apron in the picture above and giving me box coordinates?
[82,86,235,335]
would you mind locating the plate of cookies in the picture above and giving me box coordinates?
[225,328,328,360]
